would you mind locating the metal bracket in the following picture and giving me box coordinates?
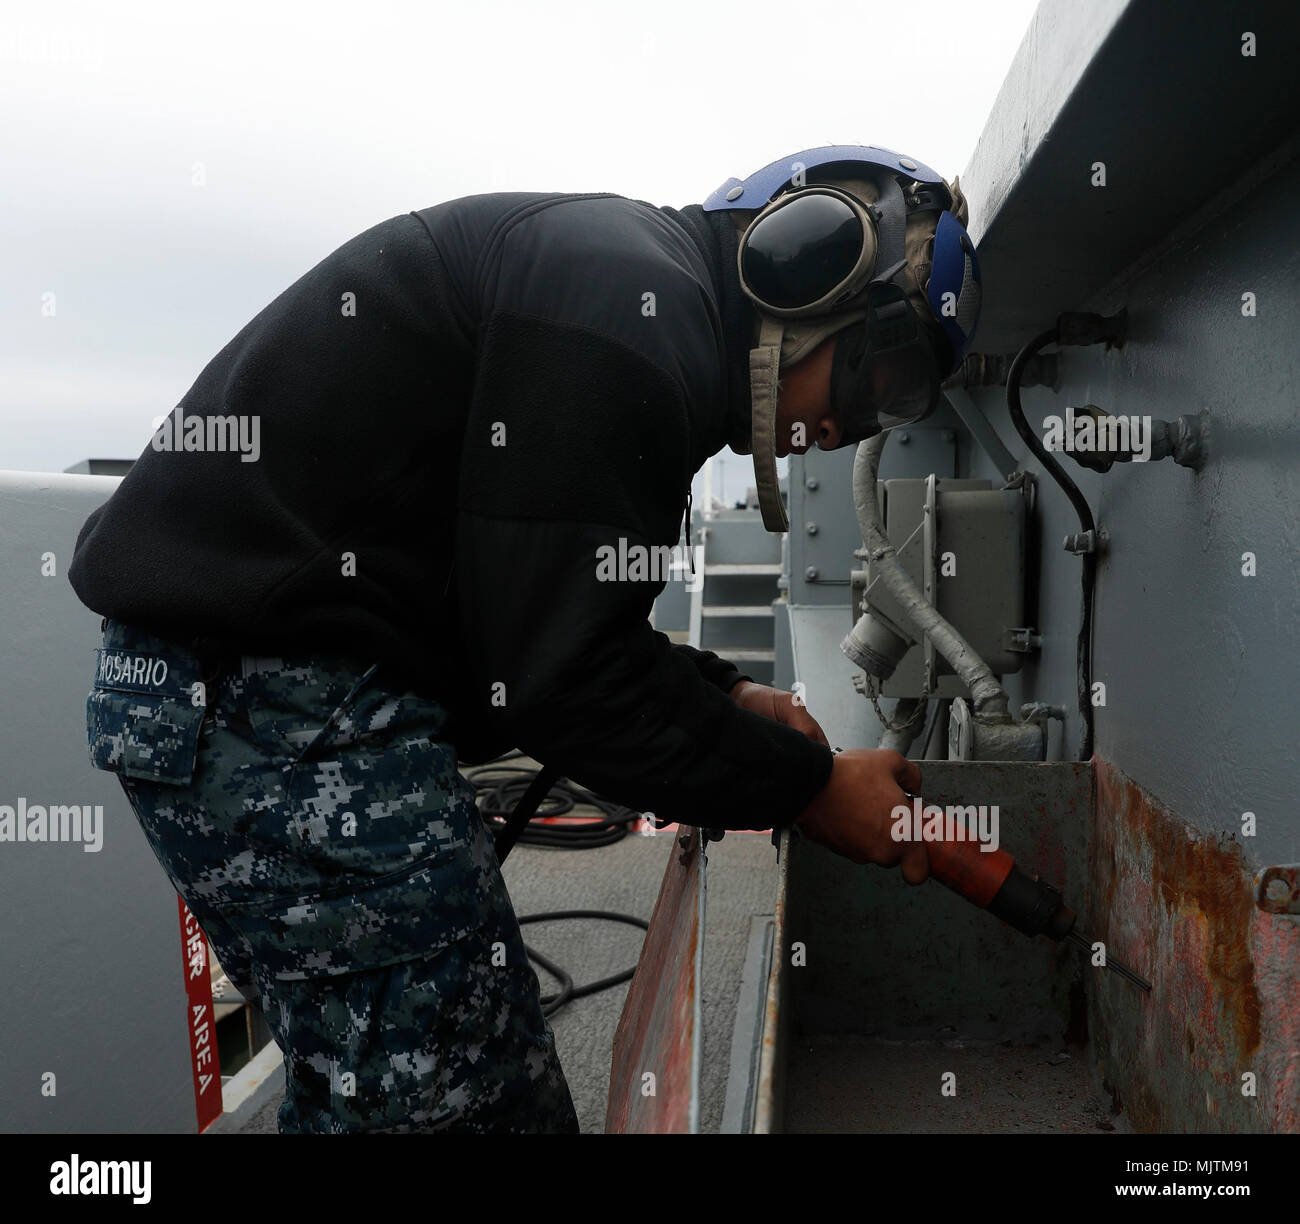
[678,831,695,864]
[1256,865,1300,915]
[1064,527,1110,555]
[1006,468,1037,517]
[1005,627,1043,654]
[943,387,1020,484]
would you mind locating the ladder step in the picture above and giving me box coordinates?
[717,649,776,662]
[702,605,774,617]
[703,563,782,576]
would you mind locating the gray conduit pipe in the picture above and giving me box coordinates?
[846,433,1010,720]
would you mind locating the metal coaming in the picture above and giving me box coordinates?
[1089,759,1300,1133]
[604,827,704,1133]
[720,915,775,1132]
[691,834,705,1135]
[749,764,1092,1133]
[752,828,792,1134]
[784,762,1091,1042]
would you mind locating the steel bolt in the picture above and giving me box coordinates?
[805,566,819,582]
[806,477,819,491]
[897,431,911,444]
[1256,865,1300,914]
[805,522,818,535]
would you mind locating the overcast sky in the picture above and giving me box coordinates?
[1,0,1038,501]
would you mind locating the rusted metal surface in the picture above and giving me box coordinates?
[604,827,703,1133]
[1089,759,1300,1132]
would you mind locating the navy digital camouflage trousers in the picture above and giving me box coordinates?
[86,619,578,1133]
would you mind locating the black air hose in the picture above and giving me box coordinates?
[1006,327,1097,761]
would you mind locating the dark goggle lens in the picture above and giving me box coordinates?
[740,194,864,311]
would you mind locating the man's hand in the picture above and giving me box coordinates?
[794,748,929,883]
[729,679,830,747]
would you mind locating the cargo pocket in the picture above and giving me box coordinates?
[87,689,206,785]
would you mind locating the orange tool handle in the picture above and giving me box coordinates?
[925,838,1016,908]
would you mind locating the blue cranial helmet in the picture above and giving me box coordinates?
[705,145,981,532]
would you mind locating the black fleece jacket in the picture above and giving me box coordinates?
[68,191,834,829]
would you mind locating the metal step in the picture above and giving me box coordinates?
[702,606,774,618]
[717,649,776,663]
[703,563,782,576]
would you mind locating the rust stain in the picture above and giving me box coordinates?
[1141,787,1261,1056]
[1252,917,1300,1131]
[1091,759,1277,1132]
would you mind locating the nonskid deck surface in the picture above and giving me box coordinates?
[784,1036,1123,1134]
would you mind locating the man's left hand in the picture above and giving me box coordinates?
[729,680,830,747]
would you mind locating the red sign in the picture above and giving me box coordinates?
[177,896,223,1132]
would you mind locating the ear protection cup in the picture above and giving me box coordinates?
[926,210,982,371]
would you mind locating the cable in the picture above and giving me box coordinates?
[1006,328,1097,761]
[467,755,642,854]
[520,911,650,1018]
[462,754,652,1019]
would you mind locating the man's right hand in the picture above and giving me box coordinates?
[794,748,929,884]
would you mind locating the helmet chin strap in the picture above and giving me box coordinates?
[748,314,789,532]
[748,312,865,532]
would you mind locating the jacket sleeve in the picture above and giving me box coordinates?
[452,308,832,831]
[673,644,751,695]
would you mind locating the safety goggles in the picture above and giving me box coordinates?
[737,187,882,318]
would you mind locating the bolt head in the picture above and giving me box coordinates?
[898,157,918,170]
[1266,878,1291,904]
[725,185,744,202]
